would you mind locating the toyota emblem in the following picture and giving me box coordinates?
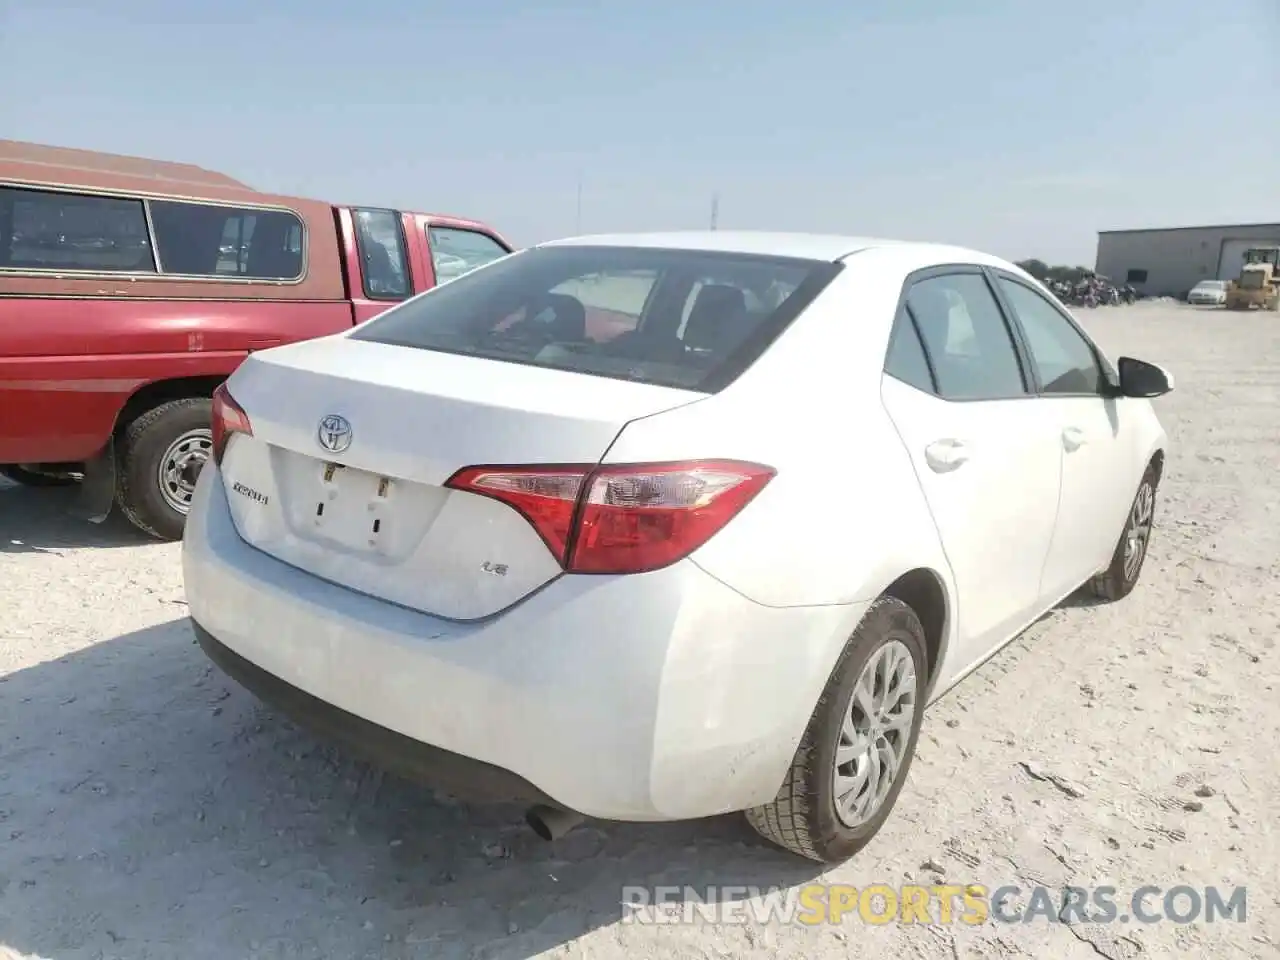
[317,414,353,454]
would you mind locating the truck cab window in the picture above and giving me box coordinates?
[428,226,509,283]
[353,209,410,300]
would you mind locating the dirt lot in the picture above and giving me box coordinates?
[2,302,1277,960]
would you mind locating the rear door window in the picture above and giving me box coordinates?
[906,273,1029,401]
[884,304,936,393]
[351,245,835,392]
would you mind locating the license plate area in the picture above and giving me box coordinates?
[312,461,396,551]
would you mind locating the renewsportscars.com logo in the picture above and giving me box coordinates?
[621,884,1248,926]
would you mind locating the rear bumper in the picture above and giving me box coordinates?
[182,465,864,821]
[192,620,555,805]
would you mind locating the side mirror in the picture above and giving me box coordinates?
[1117,357,1174,398]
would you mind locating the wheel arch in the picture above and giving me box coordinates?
[879,566,951,695]
[1147,447,1165,486]
[112,375,226,439]
[66,375,227,526]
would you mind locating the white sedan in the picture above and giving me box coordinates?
[183,231,1172,864]
[1188,279,1227,305]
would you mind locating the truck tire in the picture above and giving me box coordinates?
[744,597,928,863]
[116,397,214,541]
[0,465,79,487]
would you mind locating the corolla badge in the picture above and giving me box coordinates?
[317,414,353,454]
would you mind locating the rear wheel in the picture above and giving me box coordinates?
[115,397,214,541]
[745,598,928,864]
[0,464,79,487]
[1088,465,1158,602]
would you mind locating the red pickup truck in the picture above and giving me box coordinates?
[0,139,512,539]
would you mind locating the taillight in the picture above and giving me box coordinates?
[445,459,774,575]
[445,466,585,561]
[569,461,774,573]
[211,383,253,465]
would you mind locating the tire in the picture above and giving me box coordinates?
[1088,465,1158,602]
[116,397,214,541]
[745,597,929,864]
[0,465,79,487]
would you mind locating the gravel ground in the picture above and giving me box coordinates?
[2,302,1277,960]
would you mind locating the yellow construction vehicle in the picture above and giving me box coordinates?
[1224,246,1280,311]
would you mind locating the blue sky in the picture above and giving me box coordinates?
[2,0,1276,264]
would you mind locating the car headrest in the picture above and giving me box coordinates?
[534,293,587,340]
[684,284,746,350]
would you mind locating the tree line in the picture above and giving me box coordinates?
[1015,259,1097,284]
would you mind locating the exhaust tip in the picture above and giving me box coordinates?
[525,804,584,841]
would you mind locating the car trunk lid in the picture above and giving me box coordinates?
[217,336,705,619]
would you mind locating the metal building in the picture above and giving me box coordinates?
[1094,223,1280,298]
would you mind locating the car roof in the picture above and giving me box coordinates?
[536,230,1022,272]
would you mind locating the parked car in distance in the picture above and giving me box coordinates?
[0,138,512,539]
[1187,279,1227,306]
[183,231,1172,864]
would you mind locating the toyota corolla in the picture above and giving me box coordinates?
[183,231,1173,863]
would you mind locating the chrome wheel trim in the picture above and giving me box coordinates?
[1123,481,1155,581]
[157,428,212,514]
[833,639,918,828]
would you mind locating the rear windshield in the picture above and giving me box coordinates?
[349,245,837,391]
[1196,281,1225,289]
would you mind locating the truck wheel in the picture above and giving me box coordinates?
[744,597,928,864]
[0,465,79,487]
[116,398,214,541]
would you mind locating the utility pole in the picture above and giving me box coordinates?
[709,192,719,231]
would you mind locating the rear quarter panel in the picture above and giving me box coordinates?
[604,249,959,750]
[602,248,955,611]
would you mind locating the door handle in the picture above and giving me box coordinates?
[1062,426,1087,451]
[924,439,969,473]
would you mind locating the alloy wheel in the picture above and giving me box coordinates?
[832,639,918,828]
[1123,481,1155,581]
